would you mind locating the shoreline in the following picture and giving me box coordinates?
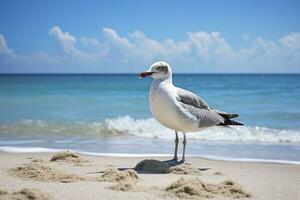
[1,146,300,165]
[0,151,299,200]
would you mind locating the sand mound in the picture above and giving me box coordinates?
[219,180,252,198]
[9,162,85,183]
[134,159,201,175]
[109,182,138,191]
[165,177,251,199]
[0,188,52,200]
[97,168,139,182]
[50,151,87,164]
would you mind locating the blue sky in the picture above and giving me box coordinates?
[0,0,300,73]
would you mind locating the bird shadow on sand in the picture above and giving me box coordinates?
[86,159,209,175]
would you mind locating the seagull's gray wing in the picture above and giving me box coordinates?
[176,87,224,127]
[176,88,210,109]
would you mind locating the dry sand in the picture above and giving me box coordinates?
[0,152,299,200]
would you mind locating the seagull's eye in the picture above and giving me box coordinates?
[157,66,168,73]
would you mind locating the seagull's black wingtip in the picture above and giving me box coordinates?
[218,119,244,126]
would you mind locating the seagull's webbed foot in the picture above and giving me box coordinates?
[177,159,191,165]
[163,158,178,165]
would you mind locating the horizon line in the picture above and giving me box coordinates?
[0,72,299,75]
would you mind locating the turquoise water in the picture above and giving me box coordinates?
[1,74,300,162]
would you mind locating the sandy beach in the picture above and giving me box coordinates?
[0,151,299,200]
[1,0,300,199]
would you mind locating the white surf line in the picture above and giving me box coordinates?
[196,154,300,165]
[0,146,64,153]
[0,146,171,157]
[0,146,299,165]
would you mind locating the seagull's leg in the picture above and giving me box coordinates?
[163,131,179,164]
[173,131,179,161]
[180,132,187,163]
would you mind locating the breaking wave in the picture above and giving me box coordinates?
[1,116,300,144]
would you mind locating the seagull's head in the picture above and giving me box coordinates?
[139,61,172,80]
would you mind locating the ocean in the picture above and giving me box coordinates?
[0,74,300,163]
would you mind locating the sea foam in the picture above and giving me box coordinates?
[1,116,300,143]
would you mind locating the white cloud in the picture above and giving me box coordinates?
[102,28,133,49]
[235,37,280,65]
[100,28,191,64]
[1,27,300,72]
[0,34,63,67]
[49,26,93,60]
[0,34,16,59]
[80,36,100,47]
[45,26,300,72]
[101,27,134,62]
[279,32,300,66]
[129,30,190,61]
[187,31,233,61]
[280,32,300,49]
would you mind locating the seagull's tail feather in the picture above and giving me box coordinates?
[218,119,244,126]
[214,110,239,119]
[217,110,244,126]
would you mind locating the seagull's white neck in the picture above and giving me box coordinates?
[152,75,173,86]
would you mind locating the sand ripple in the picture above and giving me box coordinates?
[108,182,138,191]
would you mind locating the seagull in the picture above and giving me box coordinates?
[139,61,244,163]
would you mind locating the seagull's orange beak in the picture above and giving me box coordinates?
[138,71,154,78]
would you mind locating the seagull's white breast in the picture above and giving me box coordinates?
[149,81,186,131]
